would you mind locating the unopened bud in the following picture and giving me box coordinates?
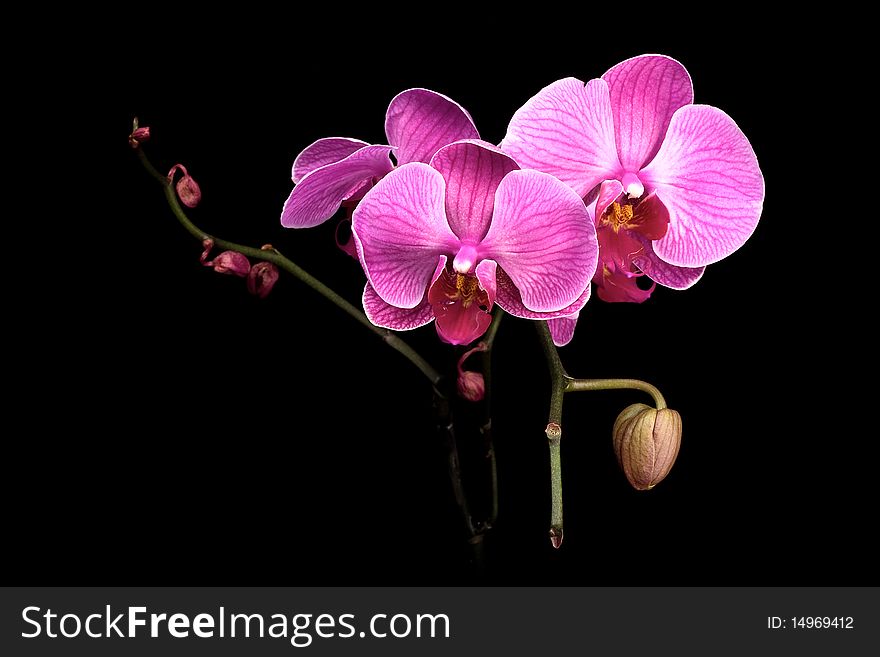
[209,251,250,277]
[457,371,485,402]
[128,124,151,149]
[456,343,488,402]
[247,261,280,299]
[613,403,681,490]
[168,164,202,208]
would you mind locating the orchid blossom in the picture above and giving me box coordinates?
[352,140,598,345]
[281,88,479,229]
[502,54,764,343]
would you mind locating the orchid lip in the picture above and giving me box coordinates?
[621,172,644,199]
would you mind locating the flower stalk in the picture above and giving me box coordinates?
[536,320,671,548]
[136,147,441,387]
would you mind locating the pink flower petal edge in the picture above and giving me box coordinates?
[602,54,693,172]
[548,314,579,347]
[642,104,765,267]
[292,137,370,184]
[281,145,394,229]
[385,88,480,165]
[362,283,435,330]
[430,140,518,243]
[500,77,620,197]
[351,163,458,309]
[482,169,598,312]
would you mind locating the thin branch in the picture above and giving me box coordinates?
[136,148,441,386]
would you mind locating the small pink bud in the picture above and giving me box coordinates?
[210,251,250,277]
[456,343,488,402]
[128,126,151,148]
[168,164,202,208]
[129,118,151,148]
[612,403,682,490]
[457,371,485,402]
[247,261,280,299]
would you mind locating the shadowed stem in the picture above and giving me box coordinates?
[443,309,504,574]
[136,148,441,387]
[480,310,503,528]
[137,144,500,572]
[536,320,669,549]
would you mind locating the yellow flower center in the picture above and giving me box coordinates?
[603,202,635,233]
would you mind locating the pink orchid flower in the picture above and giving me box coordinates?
[501,54,764,344]
[281,88,479,229]
[351,140,598,345]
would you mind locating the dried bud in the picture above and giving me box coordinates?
[199,239,214,264]
[613,403,681,490]
[247,261,280,299]
[456,343,488,402]
[209,251,250,277]
[457,371,485,402]
[167,164,202,208]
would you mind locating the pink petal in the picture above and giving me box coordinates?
[548,314,579,347]
[495,269,592,319]
[428,268,492,345]
[629,191,670,240]
[500,77,620,197]
[602,54,693,172]
[362,283,435,330]
[597,227,645,273]
[594,264,654,303]
[481,169,598,312]
[641,105,764,267]
[292,137,370,183]
[631,238,705,290]
[281,145,394,229]
[595,179,624,224]
[431,140,519,243]
[351,163,459,309]
[334,219,359,259]
[384,88,480,165]
[474,258,498,309]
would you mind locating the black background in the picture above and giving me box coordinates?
[16,11,868,585]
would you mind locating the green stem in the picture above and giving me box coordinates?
[536,321,566,548]
[137,148,441,386]
[566,378,667,410]
[536,320,671,549]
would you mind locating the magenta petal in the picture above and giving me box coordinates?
[595,179,624,223]
[632,238,705,289]
[495,269,592,319]
[334,219,359,259]
[433,299,492,345]
[595,265,654,303]
[501,77,620,197]
[431,140,519,243]
[641,105,764,267]
[281,145,394,229]
[481,169,598,312]
[292,137,370,183]
[474,258,498,308]
[385,88,480,165]
[351,163,458,308]
[602,54,694,171]
[548,314,579,347]
[362,283,435,330]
